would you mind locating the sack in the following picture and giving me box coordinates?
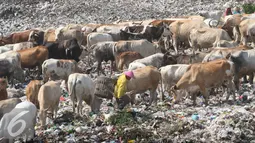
[94,76,117,99]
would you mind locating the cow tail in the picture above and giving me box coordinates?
[158,70,164,101]
[69,75,77,101]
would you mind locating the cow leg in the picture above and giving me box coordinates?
[39,110,46,128]
[249,73,254,85]
[70,93,76,113]
[149,89,157,105]
[72,100,76,114]
[129,94,136,105]
[234,75,240,91]
[190,92,197,106]
[9,74,14,88]
[37,64,42,79]
[243,36,248,46]
[110,61,113,76]
[172,36,178,55]
[77,99,83,116]
[97,61,101,76]
[226,80,236,101]
[54,104,59,119]
[200,86,209,106]
[243,75,249,83]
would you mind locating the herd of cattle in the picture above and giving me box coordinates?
[1,10,255,141]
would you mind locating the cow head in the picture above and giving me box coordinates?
[90,96,103,113]
[28,30,45,45]
[162,52,177,66]
[119,29,132,40]
[14,67,25,83]
[55,27,65,41]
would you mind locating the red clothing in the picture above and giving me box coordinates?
[224,8,233,16]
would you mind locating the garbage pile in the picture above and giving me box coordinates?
[8,81,253,142]
[0,0,243,35]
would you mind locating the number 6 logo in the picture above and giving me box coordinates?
[7,110,29,137]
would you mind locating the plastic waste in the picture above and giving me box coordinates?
[210,115,216,120]
[192,113,199,121]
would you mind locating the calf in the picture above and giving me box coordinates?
[0,101,37,142]
[116,51,144,71]
[38,80,62,127]
[0,98,22,120]
[0,78,8,101]
[131,53,177,69]
[17,46,49,78]
[42,59,77,83]
[125,66,161,105]
[26,80,43,109]
[68,73,102,115]
[171,59,235,105]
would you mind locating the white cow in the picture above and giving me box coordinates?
[86,32,113,49]
[0,101,37,142]
[128,62,146,70]
[113,39,163,58]
[38,80,62,127]
[0,51,25,86]
[159,64,190,98]
[68,73,102,115]
[130,53,176,69]
[42,59,77,82]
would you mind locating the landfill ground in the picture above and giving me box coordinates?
[8,61,255,143]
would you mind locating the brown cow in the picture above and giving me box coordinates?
[171,59,235,105]
[17,46,49,77]
[116,51,144,71]
[26,80,43,109]
[44,28,56,43]
[0,29,39,46]
[0,78,7,101]
[221,14,242,41]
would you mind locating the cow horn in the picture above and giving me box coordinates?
[215,20,220,27]
[209,19,213,28]
[0,32,3,39]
